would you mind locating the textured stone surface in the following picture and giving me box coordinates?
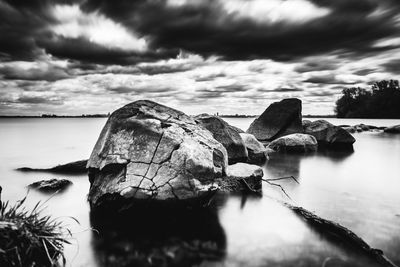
[87,100,228,207]
[384,125,400,133]
[247,98,303,141]
[28,179,72,192]
[304,120,355,149]
[218,163,263,193]
[194,114,248,164]
[267,133,318,153]
[239,133,268,163]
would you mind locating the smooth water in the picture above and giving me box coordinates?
[1,117,400,267]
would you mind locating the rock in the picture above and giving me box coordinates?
[267,133,318,153]
[342,126,356,133]
[194,114,248,164]
[17,160,88,174]
[304,120,355,150]
[219,163,263,193]
[302,120,312,129]
[239,133,268,163]
[247,98,303,141]
[87,100,228,208]
[384,125,400,133]
[28,179,72,192]
[229,125,245,133]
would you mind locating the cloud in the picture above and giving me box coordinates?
[0,60,70,81]
[50,4,148,52]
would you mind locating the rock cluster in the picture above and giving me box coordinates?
[246,98,356,152]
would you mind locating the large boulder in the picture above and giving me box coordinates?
[247,98,303,141]
[87,100,228,208]
[384,125,400,133]
[194,114,248,164]
[239,133,268,163]
[304,120,356,150]
[267,133,318,153]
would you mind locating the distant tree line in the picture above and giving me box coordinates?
[335,80,400,118]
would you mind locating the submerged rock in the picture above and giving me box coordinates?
[239,133,268,163]
[219,163,263,193]
[384,125,400,133]
[303,120,355,150]
[194,114,248,164]
[17,160,88,174]
[87,100,228,208]
[247,98,303,141]
[28,179,72,192]
[267,133,318,153]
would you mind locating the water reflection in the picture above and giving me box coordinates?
[89,202,226,267]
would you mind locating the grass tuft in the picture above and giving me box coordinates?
[0,195,71,267]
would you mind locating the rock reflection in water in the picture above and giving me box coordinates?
[89,201,226,267]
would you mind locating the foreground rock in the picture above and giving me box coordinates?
[384,125,400,133]
[87,100,228,208]
[239,133,268,163]
[267,133,318,153]
[303,120,355,150]
[28,179,72,192]
[194,114,248,164]
[247,98,303,141]
[17,160,87,174]
[218,163,263,193]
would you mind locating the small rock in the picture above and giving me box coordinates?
[384,125,400,134]
[267,133,318,153]
[219,163,263,193]
[29,179,72,192]
[194,114,248,164]
[239,133,268,163]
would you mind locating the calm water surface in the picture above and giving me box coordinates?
[1,117,400,267]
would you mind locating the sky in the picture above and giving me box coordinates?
[0,0,400,116]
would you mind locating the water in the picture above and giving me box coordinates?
[1,117,400,266]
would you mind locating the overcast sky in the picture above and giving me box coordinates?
[1,0,400,115]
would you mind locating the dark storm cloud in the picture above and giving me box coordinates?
[295,61,339,73]
[0,64,70,81]
[108,86,174,94]
[381,59,400,74]
[258,87,304,93]
[303,73,360,85]
[81,0,400,62]
[1,0,400,65]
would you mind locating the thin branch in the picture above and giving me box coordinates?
[263,180,292,200]
[263,175,299,184]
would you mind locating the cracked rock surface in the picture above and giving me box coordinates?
[87,100,228,207]
[194,114,248,164]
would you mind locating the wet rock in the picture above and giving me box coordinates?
[239,133,268,163]
[194,114,248,164]
[87,100,228,208]
[28,179,72,192]
[219,163,263,193]
[384,125,400,133]
[247,98,303,141]
[267,133,318,153]
[342,126,356,133]
[17,160,88,174]
[302,120,312,130]
[304,120,355,150]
